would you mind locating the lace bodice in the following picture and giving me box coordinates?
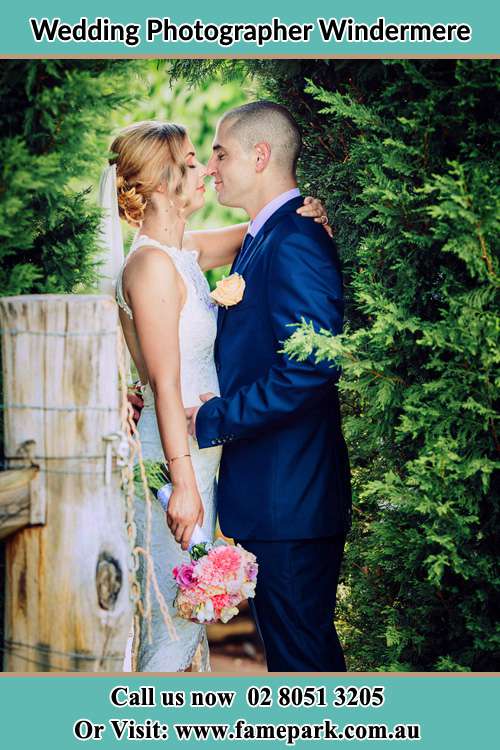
[116,233,220,407]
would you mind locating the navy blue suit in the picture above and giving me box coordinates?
[196,196,351,671]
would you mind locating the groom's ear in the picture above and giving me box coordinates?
[254,142,271,173]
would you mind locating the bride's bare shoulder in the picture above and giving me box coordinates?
[123,244,177,281]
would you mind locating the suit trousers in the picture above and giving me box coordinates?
[238,535,347,672]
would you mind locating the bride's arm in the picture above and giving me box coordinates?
[184,223,248,272]
[124,248,204,550]
[184,197,332,272]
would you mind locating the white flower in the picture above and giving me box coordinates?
[196,599,215,623]
[220,606,239,624]
[241,581,257,599]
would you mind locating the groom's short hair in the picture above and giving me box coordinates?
[221,101,302,174]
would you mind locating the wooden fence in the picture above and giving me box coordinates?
[0,295,132,672]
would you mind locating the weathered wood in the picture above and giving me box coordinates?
[0,467,40,540]
[0,295,132,672]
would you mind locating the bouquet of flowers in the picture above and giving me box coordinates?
[172,540,258,624]
[146,473,258,625]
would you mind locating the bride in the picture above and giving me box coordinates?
[99,119,329,672]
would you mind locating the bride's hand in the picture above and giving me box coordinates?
[166,483,205,551]
[296,196,333,238]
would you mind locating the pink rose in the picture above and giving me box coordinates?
[173,563,195,589]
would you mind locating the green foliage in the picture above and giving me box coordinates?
[133,460,170,499]
[175,60,500,671]
[0,60,148,296]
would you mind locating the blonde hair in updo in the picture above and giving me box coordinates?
[110,121,188,227]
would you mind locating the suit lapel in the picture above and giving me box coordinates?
[216,233,255,339]
[216,196,304,341]
[216,298,228,340]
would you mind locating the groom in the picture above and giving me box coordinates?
[188,101,352,672]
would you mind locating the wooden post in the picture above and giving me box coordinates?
[0,467,40,541]
[0,295,132,672]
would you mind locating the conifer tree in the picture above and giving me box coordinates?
[0,61,145,295]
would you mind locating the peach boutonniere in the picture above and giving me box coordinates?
[209,273,246,308]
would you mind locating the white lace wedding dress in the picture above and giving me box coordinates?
[116,234,222,671]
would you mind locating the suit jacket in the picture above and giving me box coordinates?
[196,196,352,540]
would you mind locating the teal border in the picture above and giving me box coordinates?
[0,675,497,748]
[1,1,498,56]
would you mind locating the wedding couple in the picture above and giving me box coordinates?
[102,100,352,673]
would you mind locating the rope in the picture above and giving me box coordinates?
[115,328,179,669]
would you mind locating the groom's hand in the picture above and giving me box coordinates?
[185,406,199,437]
[185,393,217,437]
[200,392,217,403]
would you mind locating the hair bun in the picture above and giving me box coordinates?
[116,176,146,227]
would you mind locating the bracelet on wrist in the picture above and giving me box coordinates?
[167,453,191,464]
